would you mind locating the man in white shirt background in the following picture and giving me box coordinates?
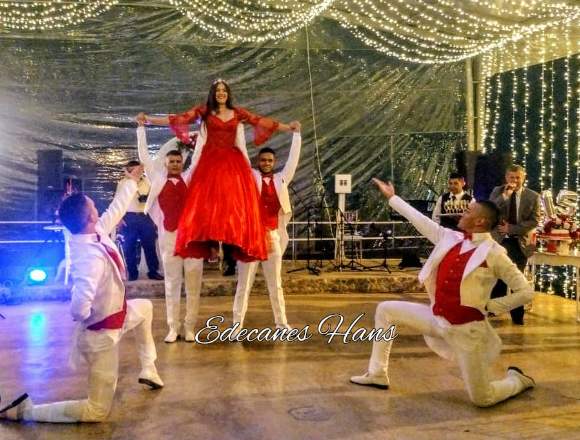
[115,160,163,281]
[432,172,473,231]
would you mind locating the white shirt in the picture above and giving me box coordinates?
[458,231,489,254]
[115,177,151,213]
[502,187,523,223]
[432,191,469,223]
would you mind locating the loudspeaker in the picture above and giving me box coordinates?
[455,151,511,201]
[398,251,422,268]
[37,189,65,221]
[37,150,63,190]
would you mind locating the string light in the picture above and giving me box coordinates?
[539,31,546,190]
[331,2,580,64]
[563,24,571,190]
[510,42,518,161]
[168,0,335,43]
[548,59,555,191]
[522,39,530,172]
[0,0,578,66]
[480,51,493,153]
[490,52,503,151]
[0,1,118,31]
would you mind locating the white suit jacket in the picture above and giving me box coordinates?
[137,124,249,232]
[389,196,535,362]
[251,132,301,253]
[389,196,534,314]
[68,179,137,343]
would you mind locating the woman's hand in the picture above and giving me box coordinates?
[278,120,300,132]
[289,121,301,132]
[136,112,147,125]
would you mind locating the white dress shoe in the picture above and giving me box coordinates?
[507,366,535,390]
[138,368,164,390]
[350,372,390,390]
[0,393,32,420]
[184,329,196,342]
[164,329,179,343]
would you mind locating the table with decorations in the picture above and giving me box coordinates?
[529,189,579,322]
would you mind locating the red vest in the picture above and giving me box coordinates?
[158,176,187,232]
[261,177,281,230]
[432,242,485,325]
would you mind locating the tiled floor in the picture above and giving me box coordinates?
[0,293,579,440]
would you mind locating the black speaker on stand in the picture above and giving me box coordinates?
[37,150,64,221]
[455,151,512,201]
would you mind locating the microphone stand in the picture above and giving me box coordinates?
[287,185,320,276]
[330,208,369,272]
[364,227,392,273]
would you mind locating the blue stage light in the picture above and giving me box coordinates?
[28,268,48,284]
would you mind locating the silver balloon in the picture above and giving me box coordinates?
[555,190,578,216]
[540,190,556,217]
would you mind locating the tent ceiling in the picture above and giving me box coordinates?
[0,1,577,66]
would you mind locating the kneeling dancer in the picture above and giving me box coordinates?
[350,178,535,407]
[1,165,163,423]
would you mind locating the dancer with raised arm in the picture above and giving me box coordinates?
[137,120,203,343]
[350,178,535,407]
[1,165,163,423]
[233,123,302,331]
[137,79,299,263]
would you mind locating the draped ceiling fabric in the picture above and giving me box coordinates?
[2,1,519,221]
[0,7,465,221]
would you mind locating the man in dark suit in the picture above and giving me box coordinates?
[489,164,541,325]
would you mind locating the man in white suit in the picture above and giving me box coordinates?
[137,122,204,343]
[1,166,163,423]
[350,178,536,407]
[233,123,301,330]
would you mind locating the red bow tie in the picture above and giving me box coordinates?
[463,232,473,241]
[261,173,274,179]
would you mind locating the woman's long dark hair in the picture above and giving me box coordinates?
[204,80,234,121]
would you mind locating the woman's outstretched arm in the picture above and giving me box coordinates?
[136,112,170,126]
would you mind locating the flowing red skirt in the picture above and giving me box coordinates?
[174,144,268,262]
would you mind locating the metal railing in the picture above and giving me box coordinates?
[0,219,429,260]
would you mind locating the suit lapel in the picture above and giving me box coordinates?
[274,173,283,195]
[94,229,125,283]
[462,240,493,280]
[419,233,462,282]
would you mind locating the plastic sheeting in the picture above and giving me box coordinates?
[0,7,465,221]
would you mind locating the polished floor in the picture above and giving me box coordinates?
[0,293,579,440]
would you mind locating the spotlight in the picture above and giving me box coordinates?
[27,268,48,284]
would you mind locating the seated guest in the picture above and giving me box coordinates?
[432,172,473,231]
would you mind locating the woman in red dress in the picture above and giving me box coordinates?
[137,80,299,262]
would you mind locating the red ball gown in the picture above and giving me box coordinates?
[168,105,279,262]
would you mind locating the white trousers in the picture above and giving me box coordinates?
[159,230,203,332]
[233,230,288,327]
[369,301,530,407]
[23,299,157,423]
